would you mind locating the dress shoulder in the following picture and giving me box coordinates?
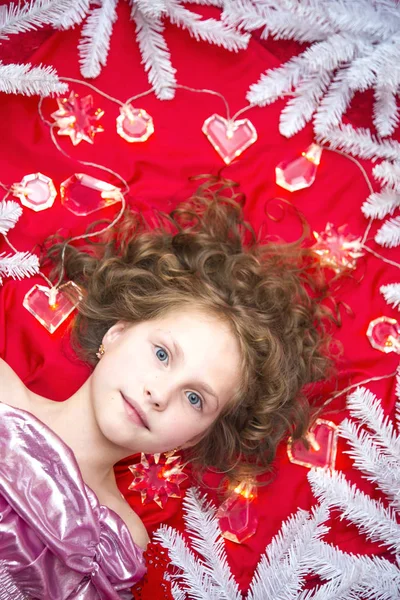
[0,401,146,599]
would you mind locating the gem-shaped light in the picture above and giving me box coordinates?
[11,173,57,212]
[367,316,400,354]
[116,104,154,143]
[311,223,364,274]
[60,173,123,216]
[202,114,257,164]
[128,452,188,509]
[217,481,258,544]
[51,91,104,146]
[287,418,338,470]
[23,281,83,334]
[276,143,322,191]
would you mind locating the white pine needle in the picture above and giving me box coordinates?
[182,488,241,599]
[0,201,22,235]
[373,85,400,138]
[375,215,400,248]
[51,0,91,29]
[164,0,249,51]
[131,6,176,100]
[361,188,400,220]
[0,251,39,284]
[316,123,400,162]
[0,61,68,96]
[308,468,400,553]
[381,283,400,310]
[339,418,400,511]
[373,160,400,192]
[135,0,167,18]
[345,387,400,461]
[153,525,220,599]
[248,503,330,600]
[0,0,85,39]
[79,0,118,79]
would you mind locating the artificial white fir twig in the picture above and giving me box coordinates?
[0,201,22,236]
[0,0,85,39]
[381,283,400,310]
[130,6,177,100]
[0,62,67,96]
[0,252,39,285]
[182,488,241,600]
[375,215,400,248]
[79,0,119,79]
[361,189,400,220]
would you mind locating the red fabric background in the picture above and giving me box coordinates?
[1,4,399,597]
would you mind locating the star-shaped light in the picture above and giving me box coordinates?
[128,452,188,509]
[311,223,364,274]
[51,91,104,146]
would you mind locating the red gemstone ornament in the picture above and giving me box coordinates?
[217,481,258,544]
[11,173,57,212]
[23,281,83,334]
[202,114,257,164]
[128,452,188,509]
[60,173,123,216]
[276,143,322,191]
[116,104,154,142]
[311,223,364,274]
[287,418,338,470]
[51,91,104,146]
[367,316,400,354]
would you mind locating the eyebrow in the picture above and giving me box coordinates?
[156,328,220,408]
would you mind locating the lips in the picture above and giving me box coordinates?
[121,393,149,429]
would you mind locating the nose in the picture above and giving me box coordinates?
[144,382,169,410]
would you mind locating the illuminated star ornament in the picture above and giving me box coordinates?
[128,452,188,509]
[311,223,364,274]
[51,91,104,146]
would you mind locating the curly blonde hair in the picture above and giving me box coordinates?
[47,179,333,487]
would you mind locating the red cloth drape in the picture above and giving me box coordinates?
[1,4,399,597]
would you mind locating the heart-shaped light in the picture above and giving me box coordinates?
[202,114,257,164]
[287,418,338,470]
[23,281,83,333]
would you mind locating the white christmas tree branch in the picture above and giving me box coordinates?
[381,282,400,310]
[373,161,400,192]
[316,124,400,162]
[0,0,86,39]
[0,251,39,285]
[308,468,400,554]
[153,525,221,599]
[131,5,176,100]
[0,201,22,235]
[361,188,400,220]
[49,0,90,29]
[340,418,400,511]
[345,387,400,461]
[373,85,400,138]
[375,215,400,248]
[164,0,249,52]
[0,62,67,97]
[182,488,241,600]
[248,503,330,600]
[79,0,119,79]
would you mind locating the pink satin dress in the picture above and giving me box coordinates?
[0,401,146,599]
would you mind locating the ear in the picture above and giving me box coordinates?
[102,321,129,349]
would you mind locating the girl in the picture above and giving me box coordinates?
[0,180,331,599]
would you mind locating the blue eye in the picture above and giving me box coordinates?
[155,347,169,363]
[186,391,203,410]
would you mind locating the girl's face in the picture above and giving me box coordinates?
[90,307,242,456]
